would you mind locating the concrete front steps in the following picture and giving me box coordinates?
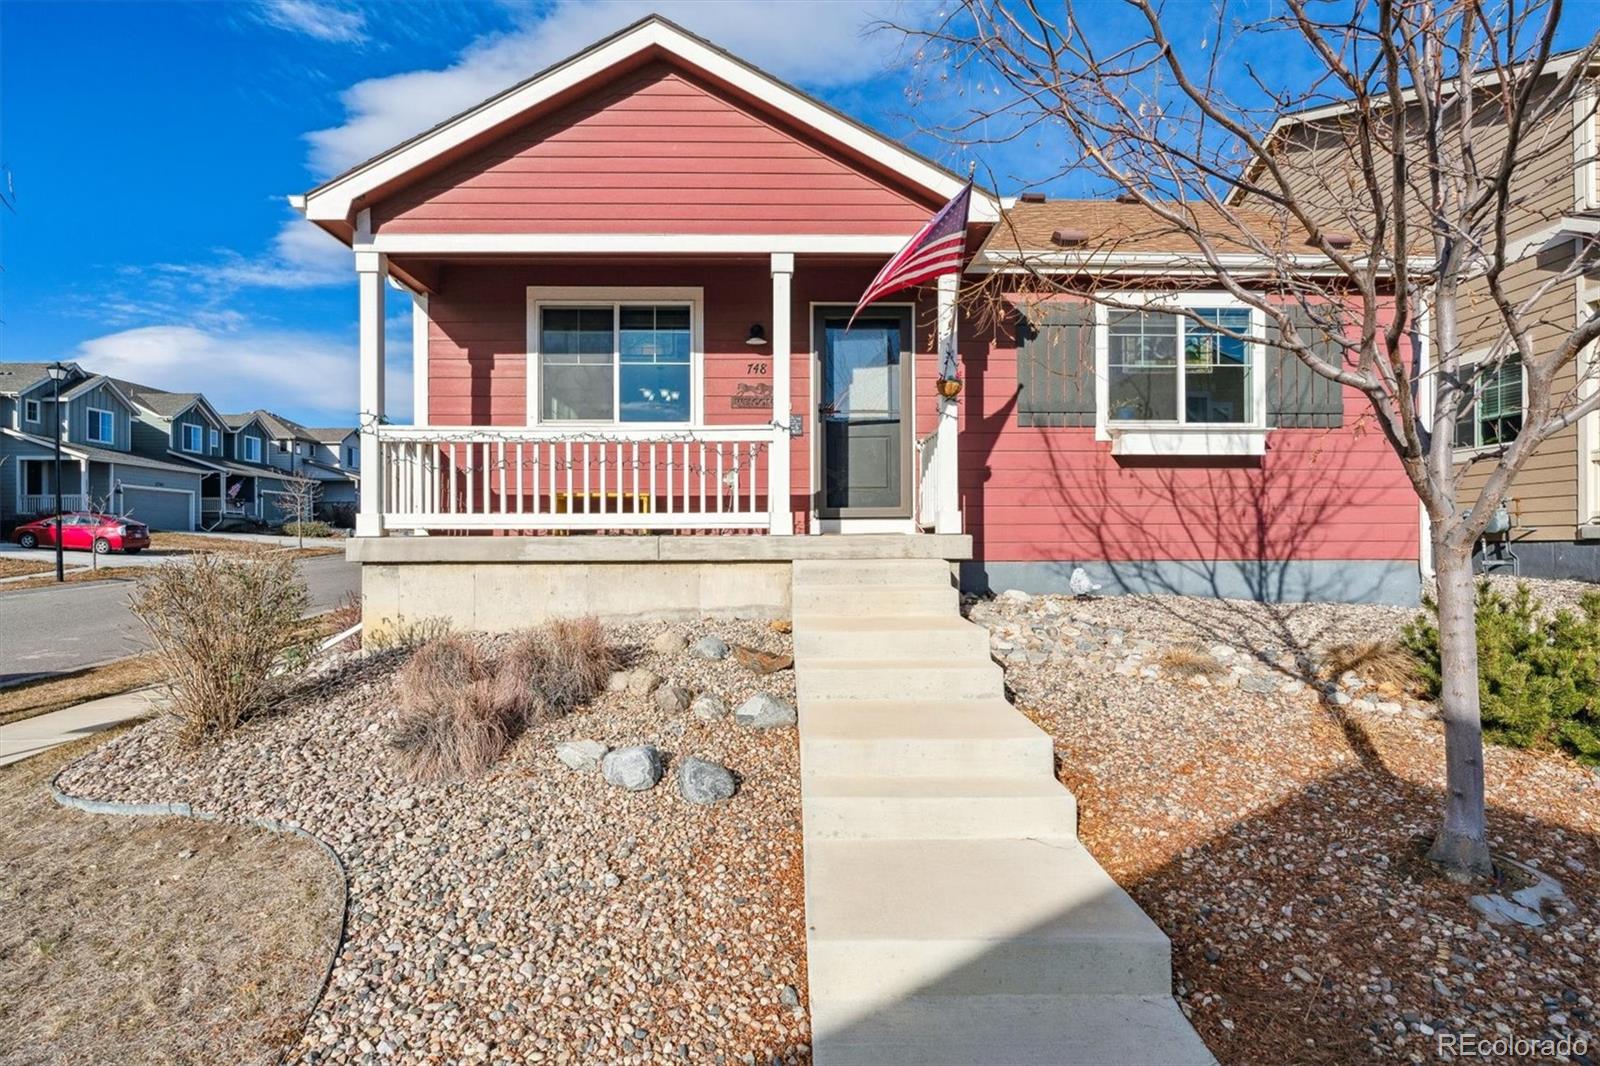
[792,559,1213,1066]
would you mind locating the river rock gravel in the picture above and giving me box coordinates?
[970,582,1600,1065]
[56,619,807,1065]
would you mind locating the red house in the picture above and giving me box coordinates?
[293,16,1419,635]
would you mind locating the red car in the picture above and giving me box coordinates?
[12,512,150,554]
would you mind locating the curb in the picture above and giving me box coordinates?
[48,767,350,1058]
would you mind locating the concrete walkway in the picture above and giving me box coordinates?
[0,688,161,768]
[791,559,1213,1065]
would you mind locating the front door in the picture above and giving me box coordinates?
[815,307,915,519]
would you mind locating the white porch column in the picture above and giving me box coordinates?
[769,253,794,535]
[935,273,962,534]
[356,250,388,537]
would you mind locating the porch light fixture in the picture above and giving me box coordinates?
[745,324,768,346]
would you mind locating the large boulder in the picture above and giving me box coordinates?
[677,756,736,805]
[654,684,692,713]
[689,635,731,660]
[734,693,797,730]
[691,693,729,720]
[555,738,607,771]
[651,630,688,655]
[625,669,662,697]
[601,745,663,791]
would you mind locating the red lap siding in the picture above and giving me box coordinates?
[374,62,938,236]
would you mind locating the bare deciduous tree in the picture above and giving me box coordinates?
[278,474,321,548]
[897,0,1600,879]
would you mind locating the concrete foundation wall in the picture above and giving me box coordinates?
[361,560,792,635]
[1474,541,1600,583]
[963,558,1423,606]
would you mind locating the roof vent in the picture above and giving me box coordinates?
[1115,190,1140,204]
[1018,191,1047,204]
[1051,229,1088,246]
[1324,231,1355,249]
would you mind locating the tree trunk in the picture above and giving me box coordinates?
[1426,542,1494,881]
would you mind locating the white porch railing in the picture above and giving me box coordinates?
[377,425,776,532]
[916,430,940,531]
[20,494,91,515]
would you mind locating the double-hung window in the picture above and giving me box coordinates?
[1105,306,1255,425]
[182,423,203,452]
[24,399,40,424]
[1454,355,1523,451]
[539,303,692,423]
[244,436,262,463]
[209,427,221,453]
[87,407,114,444]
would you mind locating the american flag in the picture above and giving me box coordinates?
[849,181,973,326]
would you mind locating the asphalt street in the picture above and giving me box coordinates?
[0,554,360,684]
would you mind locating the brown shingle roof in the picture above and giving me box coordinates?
[977,200,1341,261]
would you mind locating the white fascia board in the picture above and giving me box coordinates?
[2,427,89,460]
[301,19,995,225]
[970,249,1429,277]
[360,232,918,255]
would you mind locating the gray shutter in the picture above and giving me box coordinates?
[1267,305,1346,429]
[1017,303,1095,428]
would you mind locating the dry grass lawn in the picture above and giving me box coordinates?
[0,568,131,594]
[0,657,162,728]
[0,733,343,1065]
[0,558,53,580]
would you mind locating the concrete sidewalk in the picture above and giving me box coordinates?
[0,688,162,768]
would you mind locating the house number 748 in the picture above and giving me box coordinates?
[746,362,768,375]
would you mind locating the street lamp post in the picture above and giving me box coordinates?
[46,362,70,583]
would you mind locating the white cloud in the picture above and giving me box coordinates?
[214,216,353,289]
[72,325,412,423]
[258,0,367,44]
[306,0,917,176]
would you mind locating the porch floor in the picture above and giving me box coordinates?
[347,533,972,565]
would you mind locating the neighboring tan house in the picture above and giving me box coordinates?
[292,15,1424,635]
[1,363,205,531]
[1227,51,1600,580]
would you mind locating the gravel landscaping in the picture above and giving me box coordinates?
[55,619,807,1065]
[971,578,1600,1065]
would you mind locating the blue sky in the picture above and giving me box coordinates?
[2,1,1588,426]
[1,0,952,425]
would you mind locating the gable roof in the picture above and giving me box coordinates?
[105,377,227,427]
[301,426,357,444]
[0,361,83,396]
[59,374,136,409]
[252,409,315,442]
[294,15,997,229]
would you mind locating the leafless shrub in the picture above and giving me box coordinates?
[495,618,617,723]
[129,551,312,746]
[1157,643,1226,679]
[1320,639,1424,696]
[388,636,517,782]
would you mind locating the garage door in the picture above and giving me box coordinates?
[120,487,193,531]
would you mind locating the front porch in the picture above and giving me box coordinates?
[350,531,971,636]
[353,253,965,542]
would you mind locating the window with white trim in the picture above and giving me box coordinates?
[244,436,262,463]
[538,304,692,423]
[86,407,114,444]
[346,445,357,467]
[182,423,203,452]
[24,399,40,423]
[1454,355,1524,451]
[209,427,220,452]
[1103,305,1257,425]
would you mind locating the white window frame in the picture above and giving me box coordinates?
[1093,292,1269,456]
[209,427,221,452]
[181,423,203,453]
[1575,83,1599,212]
[86,406,115,444]
[1451,349,1527,458]
[23,399,40,424]
[526,286,704,428]
[244,436,262,463]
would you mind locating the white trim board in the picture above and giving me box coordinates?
[298,16,996,226]
[358,233,919,256]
